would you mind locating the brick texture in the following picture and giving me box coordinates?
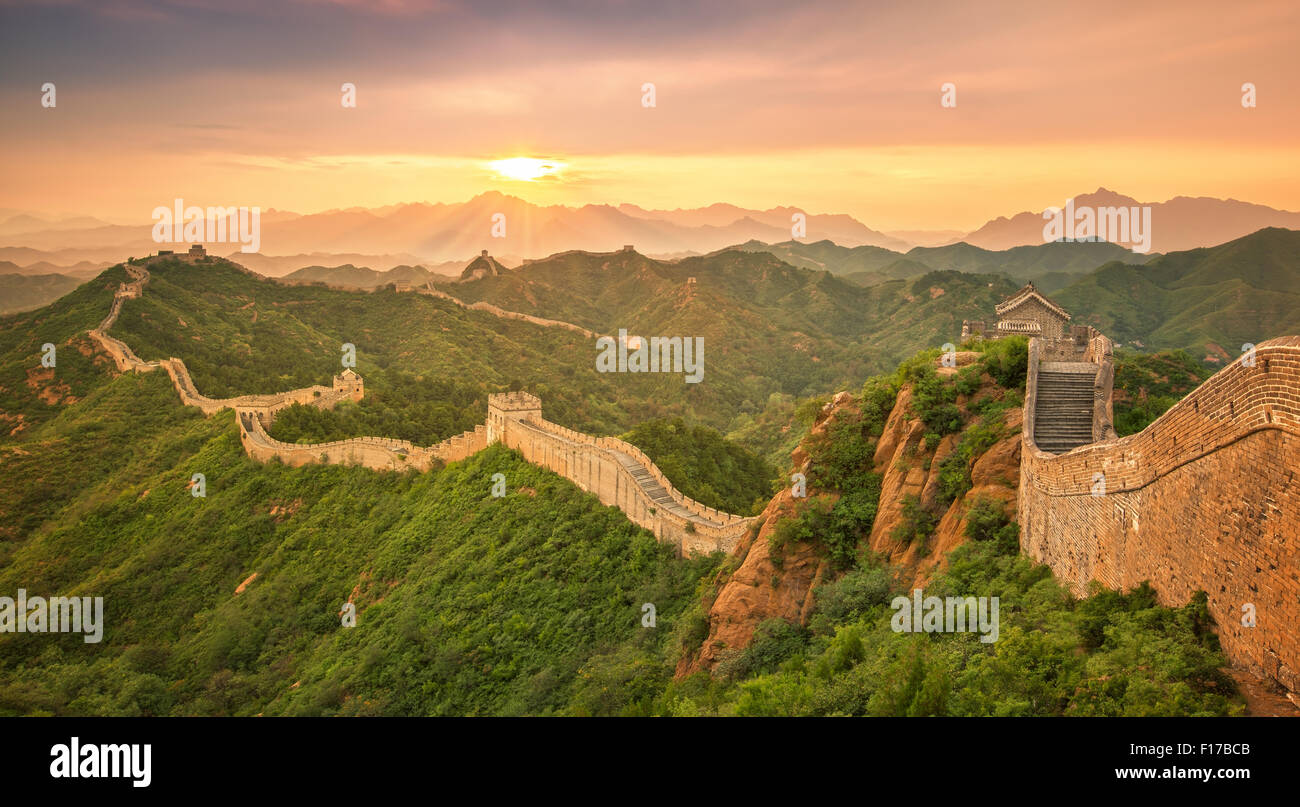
[1020,335,1300,692]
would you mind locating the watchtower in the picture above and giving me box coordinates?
[487,391,542,443]
[332,368,364,402]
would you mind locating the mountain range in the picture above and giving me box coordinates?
[3,189,1297,270]
[963,188,1300,253]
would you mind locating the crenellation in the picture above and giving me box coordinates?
[1020,333,1300,694]
[91,254,1300,687]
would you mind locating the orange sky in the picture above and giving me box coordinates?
[2,0,1297,230]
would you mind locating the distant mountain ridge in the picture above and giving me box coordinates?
[733,236,1149,292]
[280,263,445,289]
[1051,227,1300,362]
[961,187,1300,252]
[4,189,1297,267]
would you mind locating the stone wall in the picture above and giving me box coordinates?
[88,267,162,374]
[86,259,761,559]
[416,287,599,338]
[158,357,349,418]
[487,394,756,556]
[1019,335,1300,692]
[237,411,486,472]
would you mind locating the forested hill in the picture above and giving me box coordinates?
[440,247,1020,380]
[0,301,1244,714]
[7,251,1024,445]
[1051,227,1300,362]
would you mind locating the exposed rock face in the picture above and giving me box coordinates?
[678,488,832,676]
[679,395,853,677]
[681,352,1023,676]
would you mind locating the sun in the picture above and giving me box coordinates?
[489,157,564,181]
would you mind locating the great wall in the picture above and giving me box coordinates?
[1020,331,1300,694]
[86,258,1300,695]
[89,258,755,556]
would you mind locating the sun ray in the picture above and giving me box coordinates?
[489,157,565,182]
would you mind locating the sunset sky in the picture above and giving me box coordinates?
[1,0,1297,231]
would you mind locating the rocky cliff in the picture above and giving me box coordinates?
[680,351,1023,676]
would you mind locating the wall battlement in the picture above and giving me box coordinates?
[1020,334,1300,693]
[86,263,749,556]
[84,259,1300,684]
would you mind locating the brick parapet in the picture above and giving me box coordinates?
[1020,335,1300,692]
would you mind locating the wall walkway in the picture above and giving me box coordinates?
[86,257,750,555]
[1020,333,1300,692]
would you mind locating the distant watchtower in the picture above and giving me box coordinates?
[963,282,1071,341]
[332,368,364,402]
[487,391,542,443]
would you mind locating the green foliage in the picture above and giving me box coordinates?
[963,497,1020,555]
[905,363,963,436]
[0,266,123,433]
[813,567,896,624]
[889,494,938,550]
[620,417,777,516]
[1112,348,1213,436]
[267,372,482,446]
[784,394,896,570]
[725,392,821,471]
[714,618,809,680]
[954,363,982,396]
[0,259,1253,718]
[679,540,1241,716]
[977,336,1029,390]
[934,415,1008,506]
[0,370,725,716]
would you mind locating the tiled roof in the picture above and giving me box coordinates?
[995,282,1071,319]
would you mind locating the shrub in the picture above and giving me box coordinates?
[815,567,896,622]
[978,336,1029,390]
[890,494,938,549]
[963,496,1019,555]
[954,364,982,397]
[908,364,963,436]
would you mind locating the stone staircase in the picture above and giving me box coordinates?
[1033,364,1097,454]
[607,448,724,527]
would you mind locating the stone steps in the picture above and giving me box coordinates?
[608,449,722,526]
[1034,369,1097,454]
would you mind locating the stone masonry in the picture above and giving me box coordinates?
[1020,334,1300,693]
[87,258,752,556]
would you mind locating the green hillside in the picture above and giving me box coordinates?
[1111,349,1214,436]
[0,367,720,715]
[620,417,778,515]
[281,263,442,289]
[0,273,86,316]
[0,319,1241,715]
[441,248,1020,389]
[109,256,832,441]
[1053,228,1300,361]
[736,238,1146,292]
[0,265,125,434]
[0,240,1285,717]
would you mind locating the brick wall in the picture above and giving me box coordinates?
[89,260,758,560]
[488,399,756,556]
[1020,335,1300,692]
